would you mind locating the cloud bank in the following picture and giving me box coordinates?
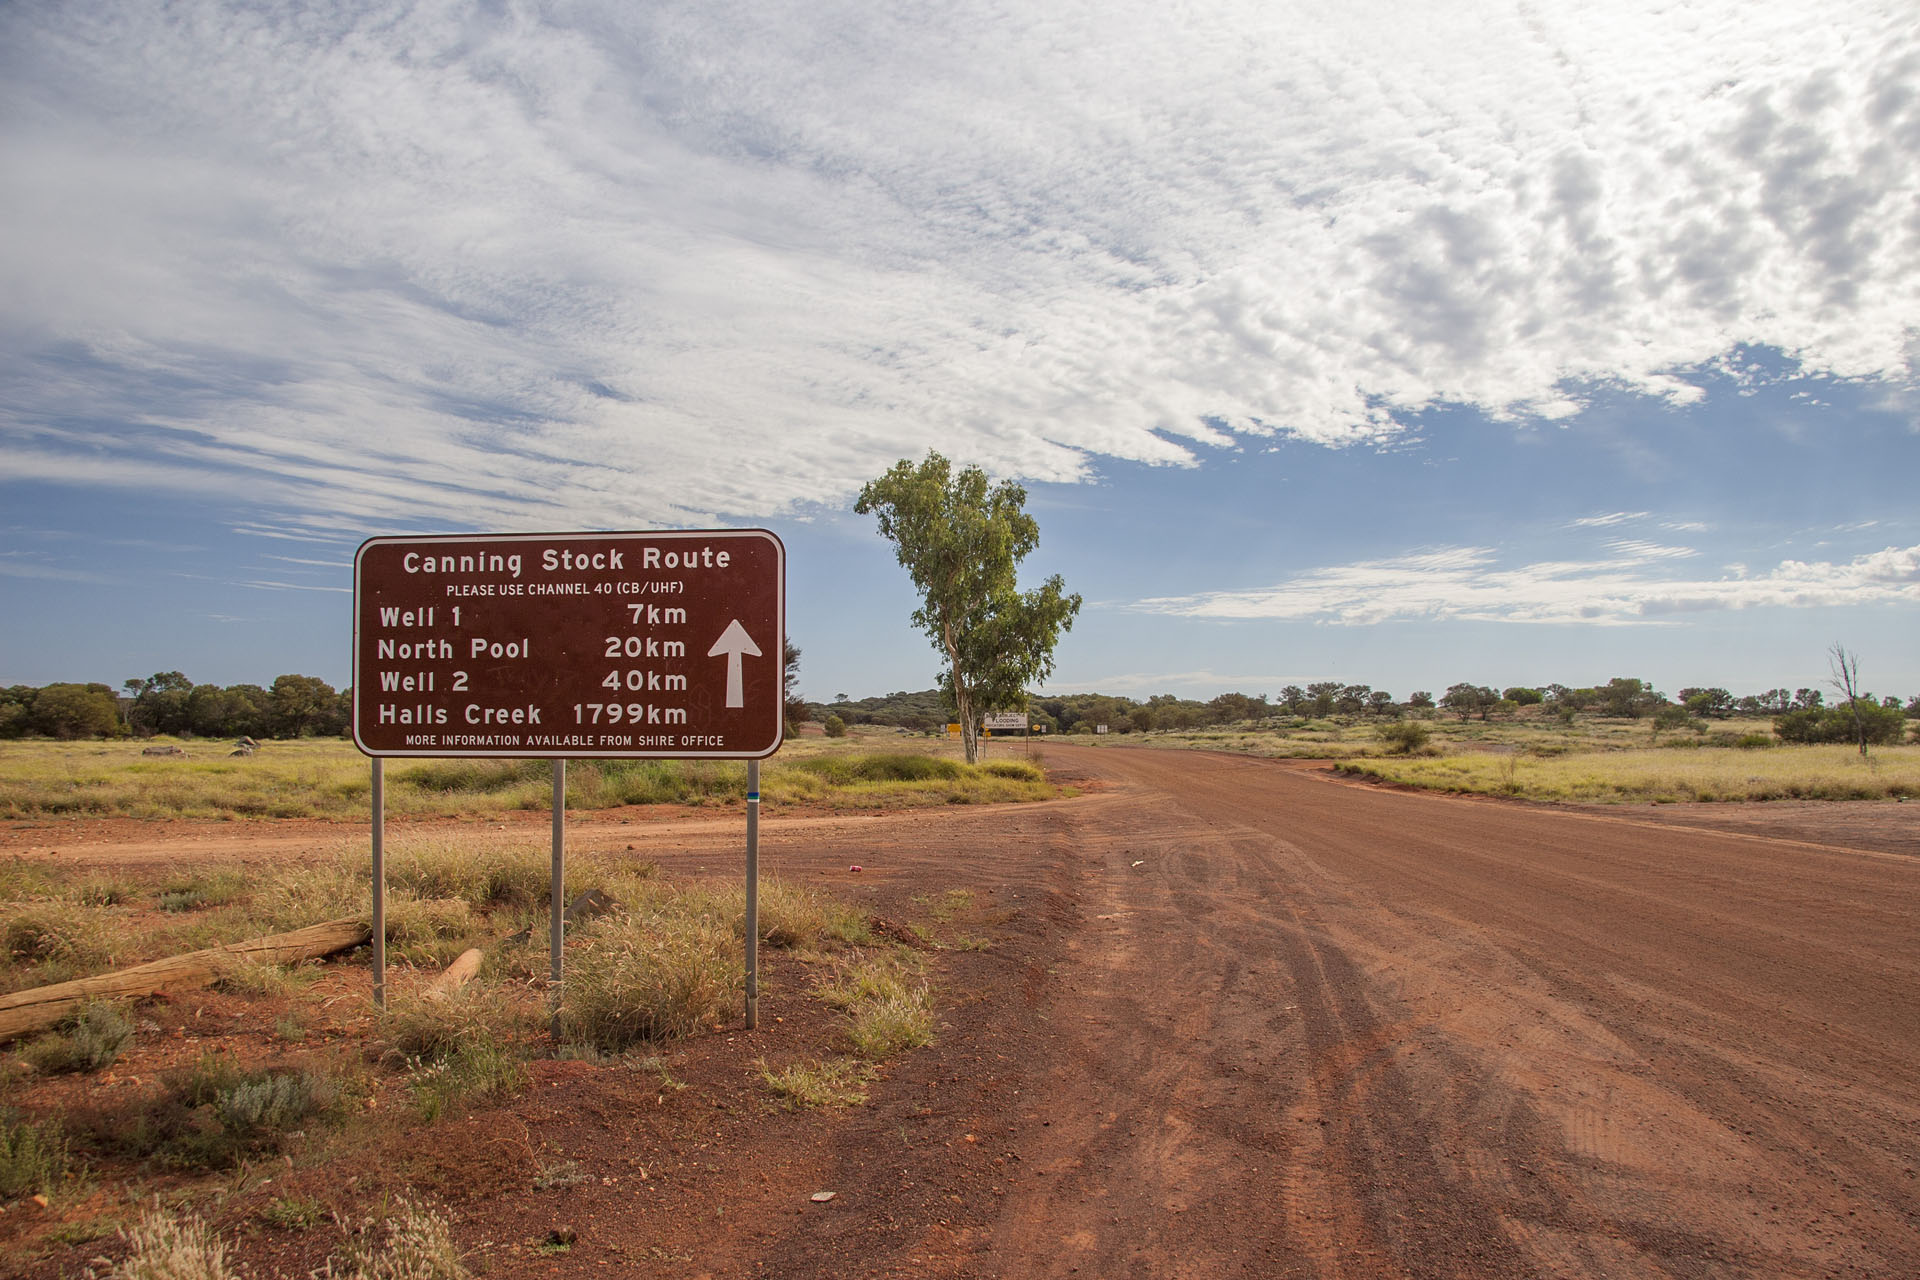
[2,1,1916,532]
[1132,542,1920,625]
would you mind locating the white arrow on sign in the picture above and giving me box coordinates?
[707,619,763,709]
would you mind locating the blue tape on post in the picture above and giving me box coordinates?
[747,792,760,802]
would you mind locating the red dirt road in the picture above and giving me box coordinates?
[753,745,1920,1278]
[15,745,1919,1278]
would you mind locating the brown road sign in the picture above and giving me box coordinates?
[353,530,785,758]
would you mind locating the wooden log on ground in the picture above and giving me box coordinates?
[0,916,370,1044]
[423,948,485,1001]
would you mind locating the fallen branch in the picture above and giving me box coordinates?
[423,948,484,1001]
[0,916,370,1044]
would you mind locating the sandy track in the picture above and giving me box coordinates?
[11,747,1916,1278]
[748,745,1920,1278]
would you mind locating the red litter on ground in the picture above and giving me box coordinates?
[849,865,863,872]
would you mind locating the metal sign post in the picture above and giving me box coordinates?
[352,529,786,1031]
[371,758,386,1007]
[746,758,760,1030]
[550,760,566,1037]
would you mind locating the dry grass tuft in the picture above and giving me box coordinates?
[760,1057,874,1108]
[100,1205,241,1280]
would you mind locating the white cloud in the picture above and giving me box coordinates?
[1132,543,1920,625]
[1,2,1916,530]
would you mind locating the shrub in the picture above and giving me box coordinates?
[397,758,547,795]
[22,1000,134,1075]
[1378,721,1431,754]
[1776,703,1907,746]
[385,841,548,912]
[382,991,532,1121]
[106,1056,341,1169]
[755,880,867,950]
[383,895,481,967]
[0,1111,72,1200]
[823,714,847,738]
[790,753,963,785]
[409,1037,529,1123]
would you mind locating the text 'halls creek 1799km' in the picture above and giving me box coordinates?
[352,530,785,760]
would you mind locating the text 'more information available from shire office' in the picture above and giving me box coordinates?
[352,530,785,759]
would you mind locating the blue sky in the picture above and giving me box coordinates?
[3,2,1917,707]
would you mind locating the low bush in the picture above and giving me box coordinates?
[103,1055,342,1169]
[1776,702,1908,746]
[0,1110,73,1201]
[21,1000,133,1075]
[385,841,549,912]
[382,895,481,968]
[1378,722,1431,754]
[1,902,117,990]
[981,760,1043,781]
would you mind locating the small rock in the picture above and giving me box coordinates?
[810,1191,836,1203]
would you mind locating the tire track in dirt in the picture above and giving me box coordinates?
[1031,746,1920,1279]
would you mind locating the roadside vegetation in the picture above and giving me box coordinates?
[0,734,1059,821]
[1339,744,1920,803]
[0,839,968,1274]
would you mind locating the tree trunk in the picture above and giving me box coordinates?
[955,678,979,765]
[0,917,370,1044]
[944,621,979,765]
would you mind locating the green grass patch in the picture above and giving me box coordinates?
[1340,743,1920,803]
[760,1057,874,1108]
[0,738,1061,820]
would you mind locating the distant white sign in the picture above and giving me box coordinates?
[984,712,1027,731]
[1095,724,1109,734]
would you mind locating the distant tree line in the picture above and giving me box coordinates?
[806,676,1919,742]
[0,671,352,741]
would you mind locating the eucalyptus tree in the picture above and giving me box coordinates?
[856,452,1081,764]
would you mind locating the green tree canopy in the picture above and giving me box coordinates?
[30,683,120,739]
[856,452,1081,764]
